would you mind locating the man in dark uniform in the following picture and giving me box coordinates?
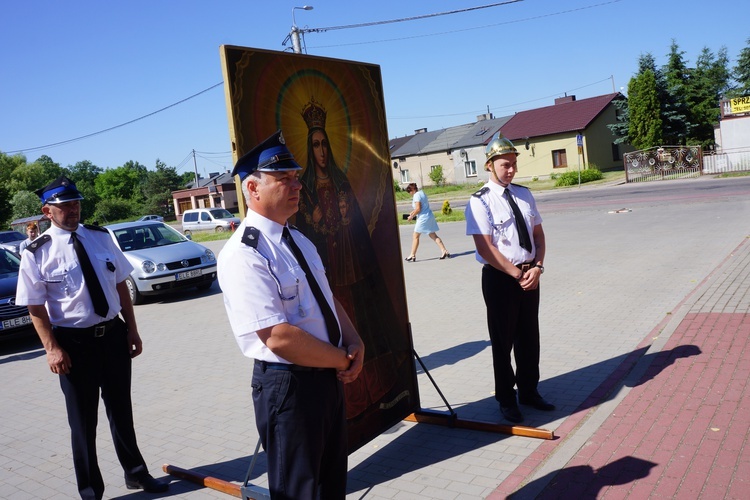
[465,133,555,424]
[218,130,364,499]
[15,176,168,500]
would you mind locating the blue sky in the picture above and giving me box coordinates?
[1,0,746,178]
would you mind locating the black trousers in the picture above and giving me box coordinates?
[252,362,347,500]
[54,318,147,500]
[481,265,541,404]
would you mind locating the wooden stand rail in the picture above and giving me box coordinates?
[162,464,242,498]
[405,409,555,440]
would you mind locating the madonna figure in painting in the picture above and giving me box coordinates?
[296,96,405,421]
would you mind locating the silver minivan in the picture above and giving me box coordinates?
[181,208,240,236]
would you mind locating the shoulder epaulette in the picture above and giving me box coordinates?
[83,223,108,233]
[472,187,490,198]
[27,235,51,254]
[241,226,260,249]
[510,182,530,190]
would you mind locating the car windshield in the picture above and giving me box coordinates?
[0,248,21,277]
[112,224,187,252]
[0,231,26,243]
[209,209,235,219]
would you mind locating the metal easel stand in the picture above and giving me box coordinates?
[240,438,271,500]
[162,438,270,499]
[407,349,554,440]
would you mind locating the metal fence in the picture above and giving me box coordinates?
[703,148,750,175]
[624,146,702,183]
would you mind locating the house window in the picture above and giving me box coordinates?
[464,160,477,177]
[430,165,441,172]
[400,169,410,183]
[552,149,568,168]
[611,143,621,161]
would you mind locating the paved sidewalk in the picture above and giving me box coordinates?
[493,237,750,499]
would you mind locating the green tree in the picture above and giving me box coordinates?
[628,69,663,150]
[730,37,750,97]
[8,155,64,193]
[91,198,138,225]
[0,153,28,227]
[67,160,103,220]
[607,94,630,144]
[662,40,692,144]
[141,160,184,215]
[10,191,41,222]
[688,46,732,147]
[95,161,147,202]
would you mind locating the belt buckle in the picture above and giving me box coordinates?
[94,325,106,337]
[520,263,532,272]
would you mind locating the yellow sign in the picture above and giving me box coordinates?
[730,96,750,114]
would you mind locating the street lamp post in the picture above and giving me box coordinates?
[290,5,314,54]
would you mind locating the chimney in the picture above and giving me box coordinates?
[476,113,494,121]
[415,128,427,134]
[555,95,576,105]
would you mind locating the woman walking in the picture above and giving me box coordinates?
[404,183,450,261]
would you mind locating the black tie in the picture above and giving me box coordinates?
[504,189,533,252]
[71,232,110,317]
[282,227,341,347]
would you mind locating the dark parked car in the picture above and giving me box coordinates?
[0,247,33,339]
[0,230,27,254]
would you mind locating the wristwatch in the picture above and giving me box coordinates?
[535,263,545,274]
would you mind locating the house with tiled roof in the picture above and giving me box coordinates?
[389,92,630,186]
[389,114,512,187]
[499,92,629,179]
[170,171,239,218]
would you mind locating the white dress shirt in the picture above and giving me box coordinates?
[16,224,132,328]
[465,182,542,265]
[217,209,341,362]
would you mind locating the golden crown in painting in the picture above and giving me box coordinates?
[302,97,327,130]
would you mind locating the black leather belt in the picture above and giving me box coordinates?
[516,261,536,272]
[257,360,331,372]
[54,316,121,338]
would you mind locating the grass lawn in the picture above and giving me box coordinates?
[185,170,628,239]
[398,170,626,224]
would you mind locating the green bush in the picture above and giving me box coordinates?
[554,166,603,187]
[441,200,452,215]
[428,165,445,187]
[393,179,402,192]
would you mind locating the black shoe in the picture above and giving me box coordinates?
[125,472,169,492]
[499,402,524,423]
[519,393,556,411]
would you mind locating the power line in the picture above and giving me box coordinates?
[308,1,622,49]
[304,0,523,33]
[5,82,224,155]
[389,77,615,120]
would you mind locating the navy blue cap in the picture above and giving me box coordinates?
[35,176,84,205]
[231,130,302,181]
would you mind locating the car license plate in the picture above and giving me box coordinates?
[175,269,202,280]
[1,315,32,330]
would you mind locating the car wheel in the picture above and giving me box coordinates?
[125,276,143,305]
[215,226,225,233]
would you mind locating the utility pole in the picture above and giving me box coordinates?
[290,5,314,54]
[192,149,199,186]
